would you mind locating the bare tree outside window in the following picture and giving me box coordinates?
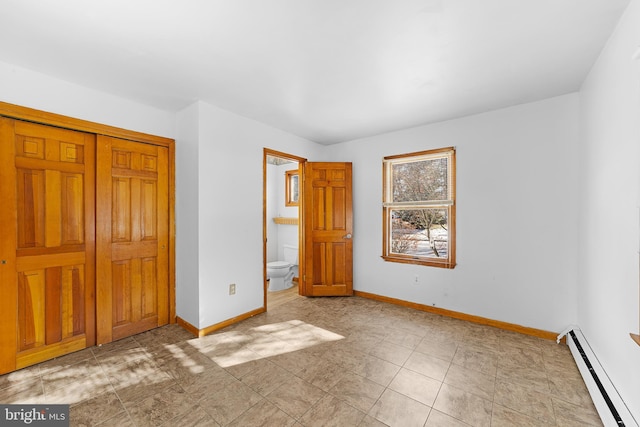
[383,148,456,268]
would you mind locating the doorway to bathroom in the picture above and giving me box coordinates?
[263,148,354,308]
[263,149,305,309]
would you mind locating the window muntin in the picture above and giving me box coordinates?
[383,147,455,268]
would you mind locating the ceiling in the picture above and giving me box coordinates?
[0,0,630,144]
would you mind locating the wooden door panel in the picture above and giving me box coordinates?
[0,118,95,373]
[16,169,45,248]
[61,173,85,245]
[303,162,353,297]
[17,270,45,351]
[112,177,132,242]
[141,180,158,240]
[97,136,169,344]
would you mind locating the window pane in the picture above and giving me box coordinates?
[392,158,448,202]
[390,208,448,258]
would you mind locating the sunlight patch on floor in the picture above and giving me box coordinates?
[187,320,344,368]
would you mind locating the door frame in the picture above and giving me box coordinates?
[262,148,307,308]
[0,101,177,333]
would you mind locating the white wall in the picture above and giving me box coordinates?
[175,102,201,327]
[275,163,299,261]
[578,0,640,418]
[326,94,581,333]
[266,162,299,265]
[266,163,280,263]
[177,100,322,328]
[0,60,174,139]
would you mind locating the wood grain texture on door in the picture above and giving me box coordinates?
[0,118,95,373]
[302,162,353,297]
[96,136,169,344]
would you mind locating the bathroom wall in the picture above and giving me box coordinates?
[275,163,299,261]
[266,163,279,263]
[266,161,300,263]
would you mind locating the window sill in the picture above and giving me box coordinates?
[381,255,455,269]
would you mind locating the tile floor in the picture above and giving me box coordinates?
[0,295,602,426]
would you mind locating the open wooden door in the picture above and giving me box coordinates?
[0,118,95,373]
[301,162,353,296]
[96,136,170,344]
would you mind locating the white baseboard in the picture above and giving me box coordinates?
[564,329,638,427]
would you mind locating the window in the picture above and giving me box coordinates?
[285,169,299,206]
[382,147,456,268]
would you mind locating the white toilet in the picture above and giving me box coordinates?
[267,244,298,291]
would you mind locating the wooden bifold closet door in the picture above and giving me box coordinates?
[0,114,172,374]
[96,136,170,344]
[0,118,96,373]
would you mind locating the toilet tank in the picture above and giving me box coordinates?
[283,244,298,264]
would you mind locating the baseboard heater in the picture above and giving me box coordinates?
[558,328,638,427]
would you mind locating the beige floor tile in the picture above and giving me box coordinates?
[414,336,458,362]
[0,377,45,404]
[239,359,294,396]
[552,397,604,427]
[425,409,472,426]
[387,368,441,407]
[547,374,593,407]
[107,357,175,405]
[329,372,385,413]
[0,365,41,390]
[91,337,140,358]
[451,345,498,376]
[383,329,423,350]
[403,351,450,381]
[358,414,389,426]
[177,366,238,401]
[299,394,366,427]
[0,295,604,427]
[496,364,550,394]
[154,345,221,381]
[94,410,136,427]
[491,403,554,427]
[126,383,194,426]
[297,358,347,392]
[199,380,263,425]
[38,348,96,376]
[498,345,545,371]
[227,398,296,427]
[432,383,493,427]
[166,404,220,427]
[368,388,431,427]
[267,349,323,375]
[323,345,370,372]
[443,363,495,401]
[493,378,555,424]
[350,354,401,387]
[42,359,113,404]
[70,390,126,427]
[266,375,326,419]
[369,340,413,366]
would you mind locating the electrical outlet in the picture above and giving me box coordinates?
[229,283,236,295]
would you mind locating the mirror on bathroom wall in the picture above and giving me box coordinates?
[285,169,299,206]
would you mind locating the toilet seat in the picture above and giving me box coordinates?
[267,261,291,269]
